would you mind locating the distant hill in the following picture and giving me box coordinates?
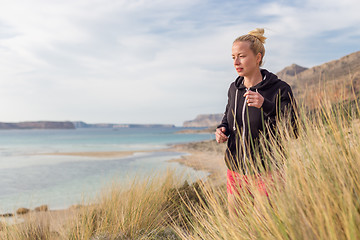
[73,121,175,128]
[0,121,75,130]
[277,51,360,108]
[277,63,308,77]
[183,114,223,127]
[72,121,116,128]
[113,124,175,128]
[0,121,175,130]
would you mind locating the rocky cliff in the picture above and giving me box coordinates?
[183,114,223,127]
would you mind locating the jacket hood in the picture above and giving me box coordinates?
[234,69,280,90]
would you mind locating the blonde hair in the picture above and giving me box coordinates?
[234,28,266,66]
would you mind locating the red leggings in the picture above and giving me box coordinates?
[227,169,274,197]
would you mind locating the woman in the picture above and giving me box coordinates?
[215,28,296,214]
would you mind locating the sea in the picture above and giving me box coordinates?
[0,127,213,213]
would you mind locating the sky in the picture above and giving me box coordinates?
[0,0,359,126]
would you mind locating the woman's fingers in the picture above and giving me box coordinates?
[243,90,264,108]
[215,127,228,143]
[216,129,226,140]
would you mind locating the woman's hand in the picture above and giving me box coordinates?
[215,127,228,143]
[244,90,264,108]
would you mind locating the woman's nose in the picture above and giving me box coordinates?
[234,57,240,65]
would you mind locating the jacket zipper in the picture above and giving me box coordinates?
[232,88,249,174]
[241,88,249,174]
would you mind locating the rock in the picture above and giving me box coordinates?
[16,207,30,215]
[34,205,48,212]
[0,213,14,217]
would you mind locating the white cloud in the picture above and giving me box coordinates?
[0,0,359,125]
[257,0,360,68]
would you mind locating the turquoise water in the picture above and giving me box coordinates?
[0,128,213,213]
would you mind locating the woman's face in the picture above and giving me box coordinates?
[232,41,261,77]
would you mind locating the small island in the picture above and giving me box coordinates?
[0,121,75,130]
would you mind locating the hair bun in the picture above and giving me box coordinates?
[248,28,266,44]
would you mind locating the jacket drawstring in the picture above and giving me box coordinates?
[233,89,238,131]
[241,88,249,174]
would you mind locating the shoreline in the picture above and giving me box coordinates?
[167,140,227,184]
[39,140,227,183]
[0,140,228,233]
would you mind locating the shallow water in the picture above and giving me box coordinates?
[0,128,212,213]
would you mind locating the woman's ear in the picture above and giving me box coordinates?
[256,52,262,65]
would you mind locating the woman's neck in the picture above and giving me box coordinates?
[243,70,262,88]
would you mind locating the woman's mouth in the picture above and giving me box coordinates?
[236,68,243,72]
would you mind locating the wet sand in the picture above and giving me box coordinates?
[169,139,227,184]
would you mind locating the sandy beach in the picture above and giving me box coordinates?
[169,139,227,184]
[1,139,228,237]
[40,140,227,183]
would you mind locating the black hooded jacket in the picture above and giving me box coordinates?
[217,69,296,175]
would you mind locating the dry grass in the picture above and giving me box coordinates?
[2,88,360,240]
[174,92,360,239]
[2,217,53,240]
[66,170,187,240]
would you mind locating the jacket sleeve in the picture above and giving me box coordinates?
[217,87,231,136]
[262,84,298,137]
[282,86,298,137]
